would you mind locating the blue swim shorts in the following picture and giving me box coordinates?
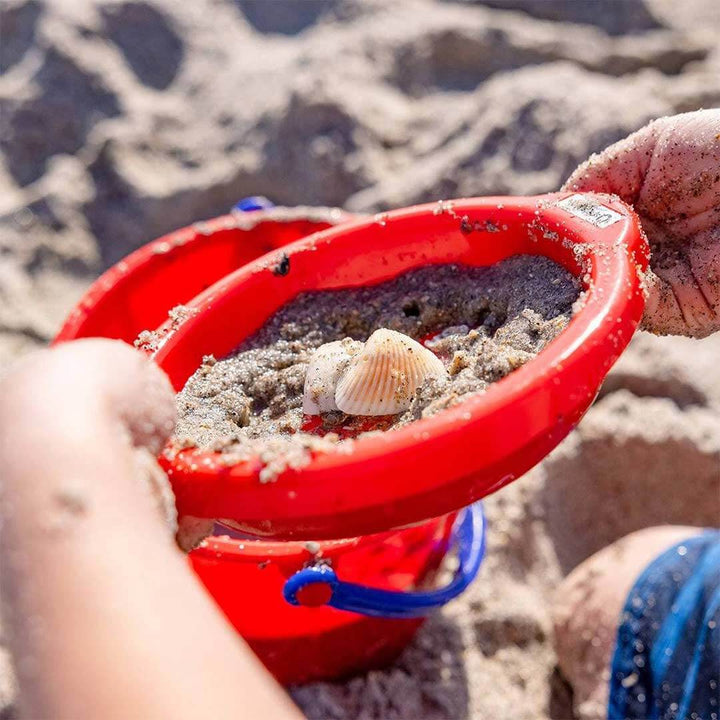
[608,529,720,720]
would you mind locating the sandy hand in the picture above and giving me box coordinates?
[564,109,720,338]
[0,340,297,720]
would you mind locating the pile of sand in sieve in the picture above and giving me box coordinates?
[174,255,579,481]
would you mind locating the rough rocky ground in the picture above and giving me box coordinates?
[1,1,719,718]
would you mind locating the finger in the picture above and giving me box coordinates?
[0,339,179,535]
[562,117,661,200]
[688,230,720,317]
[0,338,176,457]
[0,340,299,720]
[634,110,720,224]
[564,110,720,338]
[177,515,216,552]
[563,110,720,219]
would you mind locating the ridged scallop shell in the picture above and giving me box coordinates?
[302,338,363,414]
[335,329,447,416]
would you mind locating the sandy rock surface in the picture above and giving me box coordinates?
[1,1,719,718]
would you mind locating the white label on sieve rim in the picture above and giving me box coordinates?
[556,194,624,229]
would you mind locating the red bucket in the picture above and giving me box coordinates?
[55,206,352,345]
[54,207,485,684]
[190,514,456,685]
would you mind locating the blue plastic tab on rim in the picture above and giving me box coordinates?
[283,502,486,618]
[233,196,275,212]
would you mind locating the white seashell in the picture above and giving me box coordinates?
[335,328,447,416]
[303,338,363,414]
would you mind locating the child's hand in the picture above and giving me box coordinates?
[564,109,720,338]
[0,340,298,720]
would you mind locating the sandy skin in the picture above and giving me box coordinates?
[564,109,720,338]
[0,340,299,720]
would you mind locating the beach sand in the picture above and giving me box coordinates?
[1,1,719,717]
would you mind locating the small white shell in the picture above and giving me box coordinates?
[335,328,447,416]
[302,338,363,414]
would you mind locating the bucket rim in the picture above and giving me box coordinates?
[192,514,455,563]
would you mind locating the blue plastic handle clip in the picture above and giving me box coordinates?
[283,502,486,619]
[233,196,275,213]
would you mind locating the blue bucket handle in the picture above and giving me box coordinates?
[283,502,486,619]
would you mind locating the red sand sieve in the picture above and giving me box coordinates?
[146,192,648,540]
